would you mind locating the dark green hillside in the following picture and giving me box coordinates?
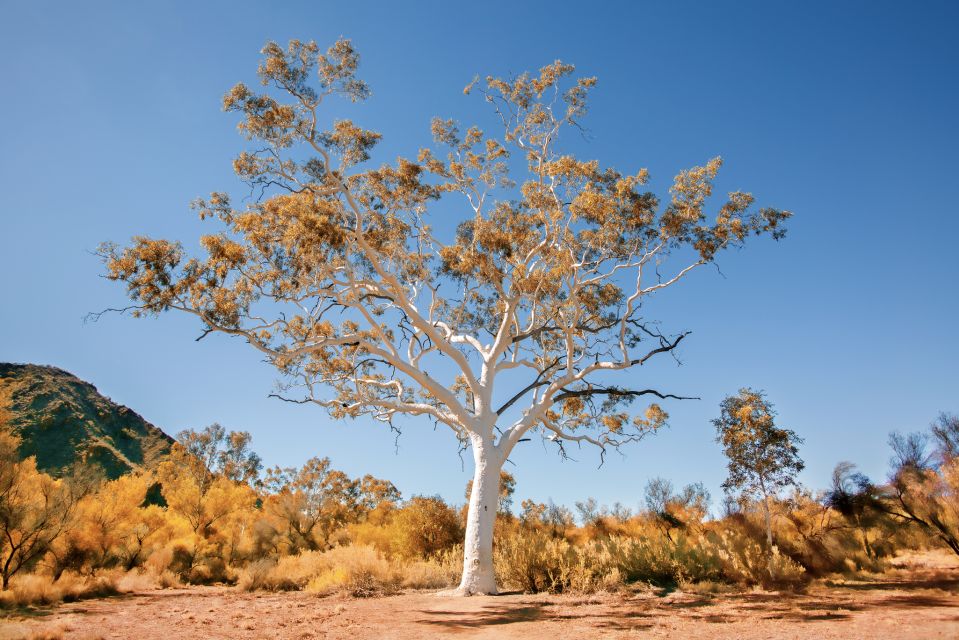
[0,363,173,479]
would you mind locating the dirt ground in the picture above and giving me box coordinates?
[2,557,957,639]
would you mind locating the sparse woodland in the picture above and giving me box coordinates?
[2,373,958,605]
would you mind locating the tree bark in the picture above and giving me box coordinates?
[456,436,501,595]
[855,515,873,558]
[761,494,773,550]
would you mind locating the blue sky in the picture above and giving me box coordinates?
[1,1,957,514]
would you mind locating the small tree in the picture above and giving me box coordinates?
[0,384,88,588]
[644,477,710,538]
[177,423,263,487]
[713,388,804,550]
[884,413,959,556]
[393,496,463,559]
[826,461,885,558]
[261,456,362,552]
[155,428,258,539]
[98,38,790,594]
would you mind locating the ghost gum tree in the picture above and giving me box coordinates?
[97,39,791,595]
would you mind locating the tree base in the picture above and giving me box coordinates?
[435,585,499,597]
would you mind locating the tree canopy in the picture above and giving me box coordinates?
[713,388,804,548]
[98,38,790,457]
[98,38,791,593]
[714,388,804,501]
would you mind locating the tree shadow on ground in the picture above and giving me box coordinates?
[416,603,546,631]
[416,573,959,631]
[680,576,959,624]
[823,576,959,592]
[416,602,659,633]
[0,605,57,620]
[0,589,144,621]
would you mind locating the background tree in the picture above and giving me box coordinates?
[57,472,156,572]
[0,428,82,589]
[825,461,885,558]
[261,456,371,552]
[644,477,711,538]
[355,474,401,512]
[157,426,260,535]
[574,497,602,527]
[519,499,574,537]
[98,38,790,594]
[714,388,804,550]
[0,385,88,589]
[930,412,959,461]
[177,424,262,487]
[883,414,959,555]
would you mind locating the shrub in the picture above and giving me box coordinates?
[237,544,460,595]
[493,524,809,594]
[705,530,807,589]
[392,496,462,559]
[495,531,639,593]
[0,572,120,608]
[400,550,461,589]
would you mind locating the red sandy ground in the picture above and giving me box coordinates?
[2,553,957,639]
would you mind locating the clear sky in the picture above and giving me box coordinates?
[1,1,957,514]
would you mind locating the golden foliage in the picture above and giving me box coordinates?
[236,544,460,595]
[98,37,792,454]
[55,473,160,572]
[0,427,79,589]
[0,413,951,597]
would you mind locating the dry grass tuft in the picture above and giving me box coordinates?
[493,528,809,594]
[0,571,130,609]
[237,545,459,596]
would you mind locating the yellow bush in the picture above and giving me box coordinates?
[54,473,163,575]
[400,548,462,589]
[346,497,461,561]
[492,523,812,594]
[0,571,120,608]
[391,496,462,559]
[237,544,459,595]
[348,518,398,555]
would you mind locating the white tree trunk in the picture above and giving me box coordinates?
[456,436,501,595]
[761,493,773,550]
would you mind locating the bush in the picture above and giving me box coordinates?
[143,537,234,584]
[237,545,459,596]
[494,530,724,593]
[392,496,463,559]
[706,531,806,588]
[0,572,120,608]
[492,524,810,594]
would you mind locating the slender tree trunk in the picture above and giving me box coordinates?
[456,436,501,595]
[2,549,14,590]
[761,494,773,550]
[855,516,873,558]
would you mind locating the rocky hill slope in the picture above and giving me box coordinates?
[0,363,173,479]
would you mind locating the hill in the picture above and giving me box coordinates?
[0,363,173,479]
